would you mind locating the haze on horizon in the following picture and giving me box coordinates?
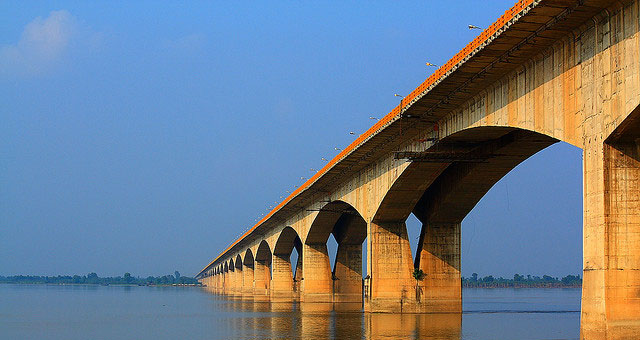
[0,1,582,278]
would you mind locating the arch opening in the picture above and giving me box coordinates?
[305,200,367,303]
[371,126,573,312]
[272,227,303,298]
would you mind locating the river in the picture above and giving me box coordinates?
[0,284,581,339]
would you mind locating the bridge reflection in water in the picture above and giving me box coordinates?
[205,286,460,339]
[204,286,581,339]
[211,296,462,340]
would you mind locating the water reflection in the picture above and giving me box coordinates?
[0,285,580,339]
[365,313,461,340]
[213,296,462,340]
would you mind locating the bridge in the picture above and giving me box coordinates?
[196,0,640,338]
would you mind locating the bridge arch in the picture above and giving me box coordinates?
[370,126,562,312]
[303,200,367,302]
[271,226,302,298]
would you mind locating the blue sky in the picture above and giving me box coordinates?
[0,1,582,278]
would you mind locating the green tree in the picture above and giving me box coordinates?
[413,268,425,302]
[87,273,99,284]
[124,272,132,284]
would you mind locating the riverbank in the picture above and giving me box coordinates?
[0,273,200,286]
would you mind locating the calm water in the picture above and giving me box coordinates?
[0,284,581,339]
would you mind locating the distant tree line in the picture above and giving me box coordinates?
[462,273,582,288]
[0,271,200,286]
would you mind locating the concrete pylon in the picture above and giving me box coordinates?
[301,243,333,302]
[242,262,254,295]
[365,221,415,312]
[581,115,640,339]
[333,243,363,303]
[415,222,461,313]
[254,258,271,297]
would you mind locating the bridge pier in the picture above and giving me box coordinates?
[234,262,244,295]
[253,257,271,297]
[242,262,254,295]
[228,267,237,294]
[301,243,333,302]
[365,220,461,313]
[365,221,416,313]
[415,222,461,313]
[271,254,294,300]
[581,112,640,340]
[333,243,363,303]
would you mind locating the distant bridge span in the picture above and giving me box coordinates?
[197,1,640,338]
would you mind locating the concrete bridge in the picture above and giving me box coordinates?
[197,0,640,338]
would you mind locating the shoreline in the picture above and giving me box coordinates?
[0,282,202,287]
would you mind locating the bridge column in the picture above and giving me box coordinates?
[235,268,242,294]
[271,253,294,300]
[243,263,254,295]
[253,258,271,297]
[236,267,244,295]
[301,243,333,302]
[581,126,640,339]
[415,222,461,313]
[228,268,237,294]
[222,271,228,294]
[220,272,225,293]
[365,221,415,312]
[333,243,363,303]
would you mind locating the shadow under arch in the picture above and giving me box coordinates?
[369,126,560,313]
[228,258,235,273]
[254,240,272,296]
[272,226,303,299]
[303,200,367,303]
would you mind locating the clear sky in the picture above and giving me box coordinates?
[0,1,582,278]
